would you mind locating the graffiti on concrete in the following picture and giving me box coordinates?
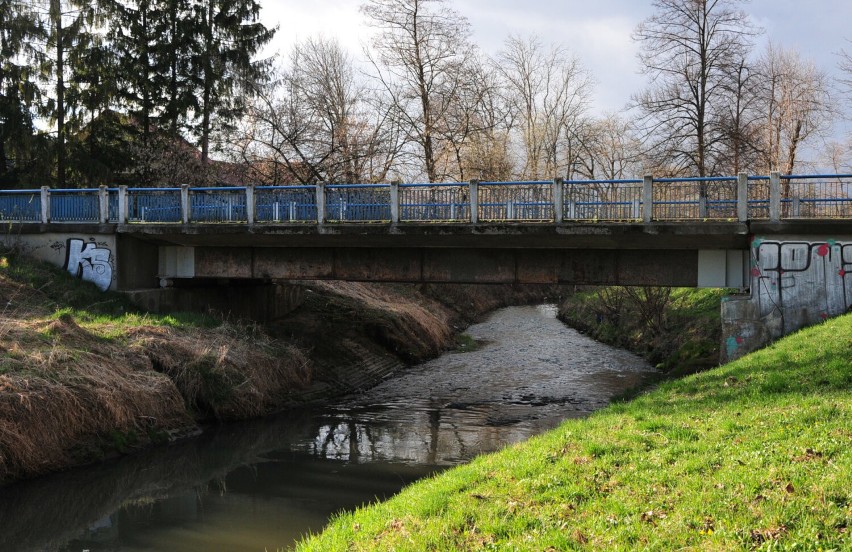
[723,237,851,361]
[750,238,851,318]
[64,238,113,291]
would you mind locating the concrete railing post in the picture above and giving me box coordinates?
[245,184,255,224]
[118,185,128,224]
[390,181,400,224]
[737,172,748,222]
[792,196,801,218]
[180,184,190,224]
[642,174,654,223]
[469,179,479,224]
[40,186,50,223]
[553,177,563,223]
[98,185,109,223]
[316,183,326,224]
[769,171,781,222]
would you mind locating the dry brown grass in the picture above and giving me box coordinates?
[128,323,310,420]
[0,263,312,483]
[0,316,192,483]
[0,252,555,484]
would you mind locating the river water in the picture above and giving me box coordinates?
[0,305,653,552]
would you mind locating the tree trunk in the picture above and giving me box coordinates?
[53,0,65,187]
[200,0,213,173]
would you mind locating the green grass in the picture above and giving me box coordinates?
[559,287,730,373]
[0,251,221,335]
[296,314,852,551]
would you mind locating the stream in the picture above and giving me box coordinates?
[0,305,654,551]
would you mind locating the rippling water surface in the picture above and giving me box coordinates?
[0,305,653,551]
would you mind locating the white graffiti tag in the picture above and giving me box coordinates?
[65,239,113,291]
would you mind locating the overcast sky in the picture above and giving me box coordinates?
[260,0,852,119]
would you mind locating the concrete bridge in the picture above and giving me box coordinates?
[1,172,850,360]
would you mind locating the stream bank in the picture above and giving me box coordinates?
[0,251,561,484]
[0,304,654,551]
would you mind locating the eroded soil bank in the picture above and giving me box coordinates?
[0,252,560,484]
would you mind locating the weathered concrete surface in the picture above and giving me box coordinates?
[117,221,751,250]
[189,247,702,286]
[126,283,305,322]
[722,235,852,361]
[0,232,117,291]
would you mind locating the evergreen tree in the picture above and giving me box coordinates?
[0,0,46,187]
[41,0,97,187]
[101,0,160,142]
[187,0,274,168]
[155,0,195,137]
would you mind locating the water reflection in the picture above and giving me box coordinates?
[0,305,654,551]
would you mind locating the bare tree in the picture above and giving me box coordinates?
[436,57,512,181]
[838,40,852,111]
[755,43,833,176]
[234,38,404,185]
[496,35,593,180]
[632,0,758,177]
[573,114,644,180]
[361,0,475,182]
[716,57,763,174]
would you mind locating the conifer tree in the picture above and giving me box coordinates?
[187,0,274,168]
[0,0,46,186]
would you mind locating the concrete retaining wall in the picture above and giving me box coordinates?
[0,232,117,291]
[722,235,852,361]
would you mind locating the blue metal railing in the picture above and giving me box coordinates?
[127,188,182,223]
[400,183,470,222]
[256,185,317,222]
[190,187,247,223]
[480,181,552,221]
[50,189,100,222]
[1,174,850,224]
[563,179,643,221]
[780,174,852,218]
[652,177,738,220]
[0,189,41,222]
[325,184,391,222]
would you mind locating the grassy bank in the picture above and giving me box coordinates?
[0,252,312,483]
[0,252,558,484]
[559,287,728,374]
[296,313,852,551]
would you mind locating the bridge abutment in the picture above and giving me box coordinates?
[721,235,852,361]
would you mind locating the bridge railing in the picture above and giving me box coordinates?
[780,174,852,218]
[255,185,317,223]
[479,181,553,221]
[126,187,183,223]
[400,183,470,222]
[562,179,643,221]
[189,187,248,223]
[652,177,739,220]
[0,189,42,222]
[324,184,391,222]
[2,172,851,225]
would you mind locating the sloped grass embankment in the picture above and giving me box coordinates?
[297,313,852,550]
[0,252,558,484]
[0,252,311,483]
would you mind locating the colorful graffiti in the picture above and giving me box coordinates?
[723,236,851,360]
[64,238,113,291]
[750,238,851,319]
